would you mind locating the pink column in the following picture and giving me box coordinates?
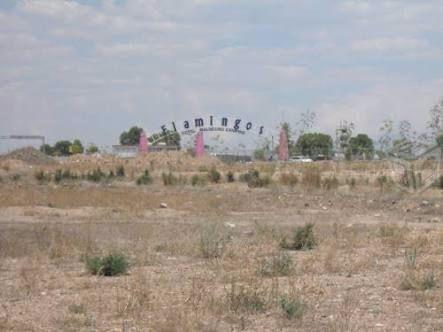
[139,130,149,154]
[195,131,205,157]
[279,128,289,161]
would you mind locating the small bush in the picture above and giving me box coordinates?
[116,165,125,177]
[34,170,51,183]
[85,253,129,276]
[162,172,187,186]
[87,168,106,182]
[208,167,221,183]
[191,174,207,186]
[400,271,437,291]
[199,223,231,259]
[279,295,305,320]
[280,173,298,187]
[54,169,63,183]
[136,170,153,185]
[376,175,393,191]
[240,169,270,188]
[322,175,339,190]
[280,223,316,251]
[11,174,21,181]
[258,252,293,277]
[301,167,321,188]
[346,177,356,189]
[226,171,235,183]
[227,282,267,314]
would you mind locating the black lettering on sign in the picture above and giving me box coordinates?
[184,121,190,129]
[221,118,228,127]
[195,118,204,127]
[259,126,264,135]
[234,119,241,130]
[210,116,213,126]
[246,122,252,130]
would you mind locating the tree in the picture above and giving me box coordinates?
[120,126,143,146]
[53,140,72,156]
[437,134,443,147]
[296,133,333,159]
[348,134,374,160]
[427,99,443,143]
[86,144,99,154]
[70,139,84,155]
[296,109,316,136]
[40,144,54,156]
[280,122,295,153]
[378,119,394,153]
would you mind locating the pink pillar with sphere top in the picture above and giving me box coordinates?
[195,131,205,158]
[139,130,149,154]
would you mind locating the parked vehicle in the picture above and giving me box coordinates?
[289,156,313,163]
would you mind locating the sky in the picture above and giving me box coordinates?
[1,0,443,151]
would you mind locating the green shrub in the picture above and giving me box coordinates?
[376,175,393,191]
[346,177,357,188]
[280,173,298,187]
[258,252,293,277]
[85,253,129,276]
[136,170,153,185]
[191,174,207,186]
[116,165,125,177]
[226,171,235,183]
[87,168,106,182]
[208,167,221,183]
[280,223,316,251]
[199,223,231,259]
[279,295,305,320]
[240,169,270,188]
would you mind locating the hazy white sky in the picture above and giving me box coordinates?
[1,0,443,149]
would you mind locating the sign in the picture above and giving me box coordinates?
[158,115,264,138]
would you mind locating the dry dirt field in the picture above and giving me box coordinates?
[0,150,442,331]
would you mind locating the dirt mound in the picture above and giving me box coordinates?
[62,151,222,173]
[0,147,57,166]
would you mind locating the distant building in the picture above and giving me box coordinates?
[112,144,180,158]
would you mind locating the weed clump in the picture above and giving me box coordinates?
[208,167,221,183]
[116,165,125,177]
[34,170,51,183]
[136,170,153,185]
[240,169,270,188]
[301,167,321,188]
[87,168,106,182]
[322,175,339,190]
[258,252,293,277]
[280,173,298,187]
[400,271,437,291]
[191,174,207,186]
[85,253,129,276]
[280,223,316,251]
[279,295,305,320]
[162,172,187,186]
[199,223,231,259]
[226,282,267,314]
[226,171,235,183]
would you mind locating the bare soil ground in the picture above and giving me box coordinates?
[0,153,442,331]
